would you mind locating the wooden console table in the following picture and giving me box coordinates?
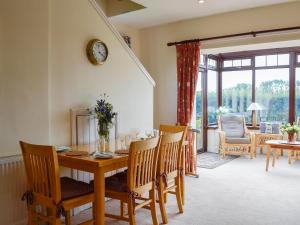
[265,140,300,171]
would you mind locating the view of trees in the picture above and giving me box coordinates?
[195,79,300,128]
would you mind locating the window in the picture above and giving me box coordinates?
[195,72,202,130]
[296,68,300,119]
[255,54,289,67]
[255,68,289,123]
[207,70,218,125]
[208,58,216,68]
[223,58,251,68]
[222,70,252,123]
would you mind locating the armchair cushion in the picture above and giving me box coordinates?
[225,137,251,144]
[220,114,245,138]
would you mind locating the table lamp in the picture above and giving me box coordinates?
[247,102,263,128]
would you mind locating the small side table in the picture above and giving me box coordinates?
[265,140,300,171]
[254,133,283,156]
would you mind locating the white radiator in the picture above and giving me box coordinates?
[0,155,27,225]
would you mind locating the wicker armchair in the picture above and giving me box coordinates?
[218,114,255,158]
[288,117,300,164]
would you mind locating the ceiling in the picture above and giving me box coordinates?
[109,0,295,28]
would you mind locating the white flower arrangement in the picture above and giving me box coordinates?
[216,106,229,115]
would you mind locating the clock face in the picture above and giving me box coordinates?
[87,39,108,65]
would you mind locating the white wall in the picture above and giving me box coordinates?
[50,0,153,145]
[0,0,50,157]
[0,0,154,157]
[139,1,300,129]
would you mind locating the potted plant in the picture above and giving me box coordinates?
[280,122,300,142]
[95,94,117,151]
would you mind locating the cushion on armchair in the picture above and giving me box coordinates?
[225,137,251,144]
[220,114,245,138]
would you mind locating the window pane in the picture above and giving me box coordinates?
[255,56,266,67]
[195,72,202,130]
[222,70,252,124]
[297,55,300,63]
[296,68,300,120]
[207,70,218,125]
[224,60,232,67]
[208,58,216,68]
[278,54,289,66]
[266,55,277,66]
[256,68,289,123]
[232,60,241,67]
[200,54,205,66]
[242,59,251,66]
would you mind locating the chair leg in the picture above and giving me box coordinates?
[272,149,276,167]
[128,197,136,225]
[180,173,185,206]
[65,210,71,225]
[149,190,159,225]
[93,202,96,220]
[175,177,183,213]
[49,207,61,225]
[120,200,125,217]
[163,193,167,203]
[158,184,168,224]
[27,205,35,225]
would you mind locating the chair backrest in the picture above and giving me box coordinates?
[159,124,187,138]
[219,114,246,138]
[127,137,160,194]
[157,132,184,177]
[20,141,61,204]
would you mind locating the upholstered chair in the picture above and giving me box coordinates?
[218,114,255,158]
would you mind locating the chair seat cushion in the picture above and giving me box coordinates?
[225,137,251,144]
[105,171,128,193]
[60,177,94,201]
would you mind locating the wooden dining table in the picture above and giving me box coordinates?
[58,145,128,225]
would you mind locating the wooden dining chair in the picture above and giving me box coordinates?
[104,137,160,225]
[156,131,185,224]
[20,141,94,225]
[159,124,187,205]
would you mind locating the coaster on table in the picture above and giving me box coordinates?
[115,149,129,154]
[65,151,88,156]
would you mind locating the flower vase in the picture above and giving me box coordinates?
[288,133,296,142]
[99,136,106,152]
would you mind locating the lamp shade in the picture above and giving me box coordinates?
[247,102,263,111]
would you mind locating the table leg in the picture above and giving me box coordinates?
[94,168,105,225]
[266,145,271,172]
[288,151,292,164]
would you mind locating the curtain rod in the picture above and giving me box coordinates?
[167,26,300,47]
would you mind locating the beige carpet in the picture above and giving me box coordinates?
[71,155,300,225]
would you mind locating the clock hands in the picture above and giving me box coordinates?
[98,51,105,58]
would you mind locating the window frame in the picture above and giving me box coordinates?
[199,46,300,129]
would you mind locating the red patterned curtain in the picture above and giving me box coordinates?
[176,42,200,175]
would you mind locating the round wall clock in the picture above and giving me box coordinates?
[86,39,108,65]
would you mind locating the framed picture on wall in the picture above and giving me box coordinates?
[122,35,131,48]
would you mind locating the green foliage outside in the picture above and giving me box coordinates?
[195,80,300,128]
